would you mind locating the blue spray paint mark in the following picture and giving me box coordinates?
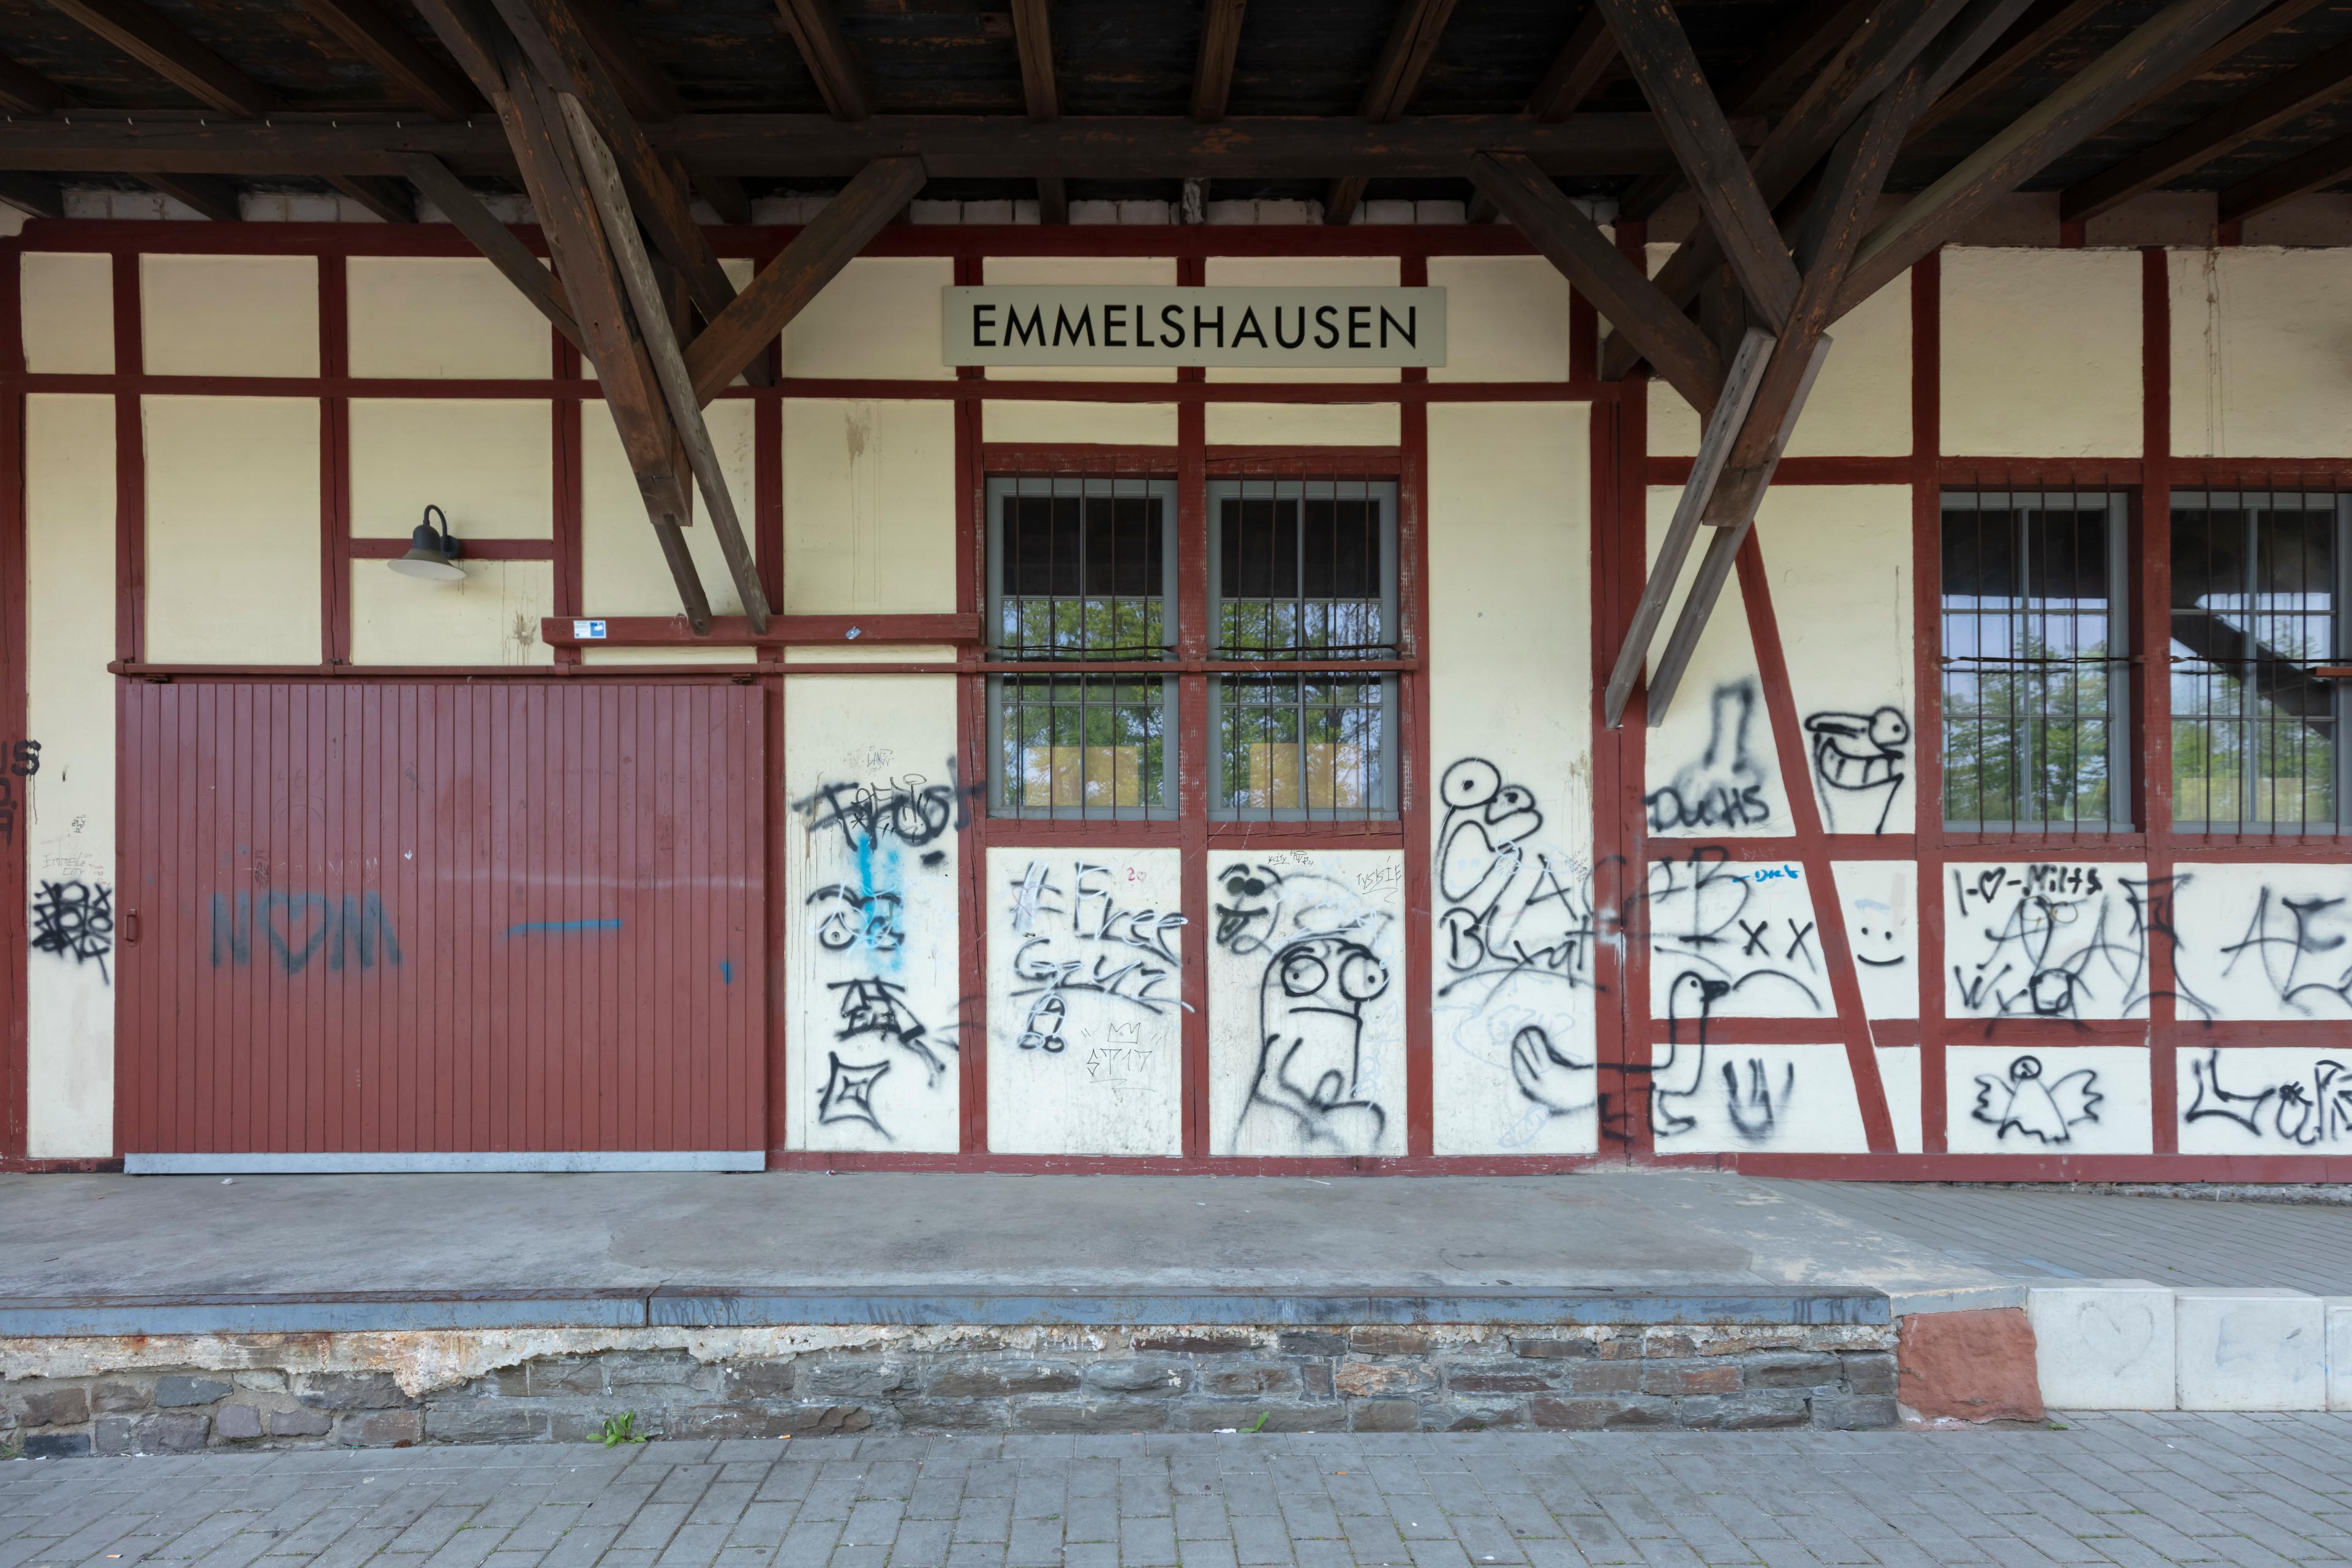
[720,959,734,984]
[505,919,623,937]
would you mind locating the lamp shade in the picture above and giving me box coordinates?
[389,505,465,582]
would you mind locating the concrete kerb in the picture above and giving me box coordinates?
[2019,1278,2352,1412]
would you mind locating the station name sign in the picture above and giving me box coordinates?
[943,285,1446,369]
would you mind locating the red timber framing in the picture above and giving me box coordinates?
[6,212,2352,1178]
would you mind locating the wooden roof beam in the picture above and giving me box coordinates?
[1467,151,1724,413]
[1009,0,1066,224]
[142,172,241,221]
[569,0,677,121]
[489,0,770,382]
[401,151,583,351]
[2220,123,2352,221]
[685,154,925,405]
[1466,6,1615,224]
[1193,0,1247,121]
[775,0,870,122]
[45,0,280,117]
[1327,0,1464,225]
[497,51,709,630]
[409,0,507,102]
[2061,32,2352,222]
[295,0,481,118]
[1904,0,2105,142]
[326,173,415,221]
[1841,0,2278,314]
[0,49,81,113]
[1595,0,1800,329]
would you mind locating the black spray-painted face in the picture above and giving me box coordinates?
[1261,935,1390,1109]
[1849,896,1909,968]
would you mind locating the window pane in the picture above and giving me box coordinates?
[1216,676,1390,818]
[994,483,1169,661]
[997,676,1168,816]
[1213,480,1394,660]
[2169,491,2340,832]
[1940,492,2125,831]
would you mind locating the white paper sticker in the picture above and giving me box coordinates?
[573,619,607,640]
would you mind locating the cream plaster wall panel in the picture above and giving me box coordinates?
[2176,1046,2352,1155]
[1204,256,1402,383]
[984,257,1179,382]
[785,646,949,665]
[1427,255,1572,383]
[348,561,553,666]
[347,256,552,380]
[1946,1044,2152,1155]
[1939,249,2141,458]
[142,397,322,665]
[350,399,552,540]
[981,399,1178,445]
[582,400,762,619]
[1876,1045,1923,1153]
[24,394,117,1158]
[1425,402,1598,1156]
[141,255,319,379]
[1640,243,1701,458]
[1784,280,1909,458]
[1758,486,1914,836]
[783,256,956,382]
[21,252,113,374]
[1834,860,1918,1020]
[1649,1041,1866,1153]
[1648,858,1833,1020]
[986,846,1186,1156]
[581,646,745,665]
[783,399,956,616]
[1201,402,1401,446]
[1207,848,1406,1158]
[1642,487,1792,838]
[2171,861,2352,1020]
[2169,248,2352,458]
[784,677,964,1153]
[1945,861,2150,1022]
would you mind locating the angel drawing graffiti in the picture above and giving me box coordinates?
[1971,1054,2101,1145]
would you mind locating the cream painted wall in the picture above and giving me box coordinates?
[785,255,956,382]
[21,252,113,375]
[347,256,552,380]
[1642,486,1792,838]
[350,399,552,539]
[1947,1044,2151,1154]
[783,399,956,614]
[141,255,318,378]
[2169,247,2352,458]
[783,676,964,1153]
[1202,402,1399,445]
[1786,279,1909,458]
[143,396,322,664]
[1940,248,2141,458]
[1757,485,1913,836]
[1426,402,1598,1156]
[24,395,117,1157]
[1205,255,1401,383]
[984,257,1179,382]
[581,396,760,623]
[982,399,1177,445]
[1427,255,1572,383]
[349,561,552,666]
[1649,1039,1867,1153]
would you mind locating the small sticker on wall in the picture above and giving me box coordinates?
[573,619,608,640]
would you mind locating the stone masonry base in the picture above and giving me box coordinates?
[0,1322,1898,1457]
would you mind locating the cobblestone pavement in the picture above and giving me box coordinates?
[6,1414,2352,1568]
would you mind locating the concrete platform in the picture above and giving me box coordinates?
[0,1169,2005,1335]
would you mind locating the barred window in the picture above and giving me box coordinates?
[1208,478,1397,820]
[2171,490,2348,833]
[1940,491,2132,832]
[987,475,1177,820]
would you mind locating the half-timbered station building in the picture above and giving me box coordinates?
[3,0,2352,1182]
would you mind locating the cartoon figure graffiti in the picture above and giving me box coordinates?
[1234,935,1391,1154]
[1646,680,1773,834]
[1972,1054,2101,1145]
[1803,706,1910,834]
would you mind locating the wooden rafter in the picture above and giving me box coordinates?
[1467,6,1615,223]
[1601,0,1972,380]
[2220,123,2352,221]
[295,0,480,118]
[0,49,81,113]
[325,173,416,221]
[570,0,676,121]
[2061,32,2352,222]
[1904,0,2104,142]
[1468,151,1724,412]
[1595,0,1800,330]
[0,174,63,219]
[46,0,279,117]
[497,50,710,630]
[399,151,584,352]
[2108,0,2331,135]
[1841,0,2280,313]
[0,113,1709,179]
[774,0,870,122]
[684,154,927,405]
[141,172,241,221]
[1327,0,1463,225]
[1192,0,1247,121]
[1009,0,1067,224]
[409,0,507,102]
[560,92,772,634]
